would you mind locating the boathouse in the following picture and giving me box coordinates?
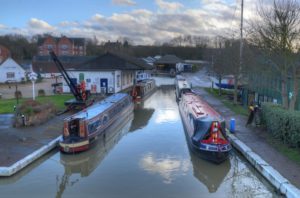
[63,52,153,94]
[154,54,183,76]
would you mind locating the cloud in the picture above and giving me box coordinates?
[112,0,136,6]
[0,24,6,29]
[155,0,184,11]
[140,153,190,184]
[0,0,265,45]
[28,18,55,31]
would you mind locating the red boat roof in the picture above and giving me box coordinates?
[181,92,223,121]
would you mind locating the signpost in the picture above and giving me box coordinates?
[28,72,37,100]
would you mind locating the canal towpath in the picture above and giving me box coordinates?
[192,88,300,189]
[0,112,69,168]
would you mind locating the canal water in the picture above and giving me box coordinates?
[0,87,280,198]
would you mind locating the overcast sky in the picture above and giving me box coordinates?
[0,0,266,45]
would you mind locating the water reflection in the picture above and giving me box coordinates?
[140,152,190,184]
[189,150,231,193]
[129,105,154,131]
[56,113,133,197]
[0,87,279,198]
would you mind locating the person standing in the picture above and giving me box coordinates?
[246,102,255,126]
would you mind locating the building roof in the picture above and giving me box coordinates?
[154,55,183,65]
[74,52,154,71]
[0,57,25,72]
[32,55,95,73]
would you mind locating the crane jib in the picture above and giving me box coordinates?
[49,51,84,101]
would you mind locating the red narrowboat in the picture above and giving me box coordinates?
[131,79,156,102]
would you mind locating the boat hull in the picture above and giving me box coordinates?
[59,139,89,153]
[190,141,231,164]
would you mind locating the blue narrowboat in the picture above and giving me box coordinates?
[60,93,134,153]
[179,92,231,163]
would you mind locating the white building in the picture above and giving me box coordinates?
[61,52,153,94]
[0,58,25,83]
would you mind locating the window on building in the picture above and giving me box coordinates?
[47,45,53,50]
[117,75,120,87]
[122,74,125,86]
[6,72,15,79]
[61,44,68,50]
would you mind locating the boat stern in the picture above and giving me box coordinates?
[59,139,89,153]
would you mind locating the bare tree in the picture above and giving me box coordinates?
[250,0,300,110]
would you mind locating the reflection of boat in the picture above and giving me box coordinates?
[56,113,133,197]
[59,93,133,153]
[179,92,231,164]
[175,76,191,101]
[189,148,231,192]
[129,106,155,131]
[131,79,156,102]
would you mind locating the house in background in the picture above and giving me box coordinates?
[37,35,86,56]
[0,57,25,83]
[62,52,153,94]
[0,45,10,64]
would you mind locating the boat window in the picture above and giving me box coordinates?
[103,115,109,125]
[88,120,100,134]
[69,119,80,136]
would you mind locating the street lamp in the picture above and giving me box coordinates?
[28,72,37,100]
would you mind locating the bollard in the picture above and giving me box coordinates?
[230,118,235,133]
[21,114,25,126]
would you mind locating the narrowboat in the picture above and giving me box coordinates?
[57,113,133,197]
[131,79,156,102]
[175,76,192,101]
[179,92,231,163]
[59,93,134,153]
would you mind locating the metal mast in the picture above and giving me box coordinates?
[239,0,244,76]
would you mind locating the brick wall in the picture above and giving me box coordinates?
[58,36,72,55]
[38,36,86,56]
[0,45,10,63]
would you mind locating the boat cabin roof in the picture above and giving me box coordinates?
[136,79,155,86]
[175,75,186,81]
[181,93,223,121]
[177,80,191,90]
[65,93,129,121]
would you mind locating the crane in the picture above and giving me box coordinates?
[49,51,92,110]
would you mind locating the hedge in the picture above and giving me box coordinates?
[261,103,300,147]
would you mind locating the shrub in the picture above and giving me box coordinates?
[192,64,198,72]
[15,90,22,99]
[38,89,46,97]
[14,99,57,127]
[261,103,300,147]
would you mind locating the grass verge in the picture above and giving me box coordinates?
[0,94,74,114]
[204,88,248,116]
[264,132,300,165]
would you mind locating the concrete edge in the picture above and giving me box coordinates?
[226,129,300,198]
[0,136,62,177]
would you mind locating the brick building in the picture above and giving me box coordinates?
[37,36,86,56]
[0,45,10,64]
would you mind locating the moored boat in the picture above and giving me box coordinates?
[175,76,191,101]
[131,79,156,102]
[179,92,231,163]
[59,93,134,153]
